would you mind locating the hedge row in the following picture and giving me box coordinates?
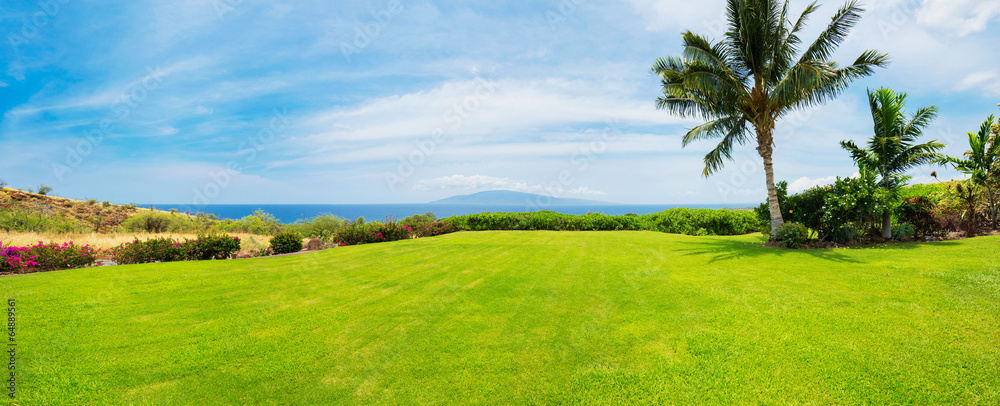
[444,208,763,236]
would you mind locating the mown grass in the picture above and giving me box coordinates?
[2,231,999,405]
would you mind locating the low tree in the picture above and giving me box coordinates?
[940,115,999,229]
[37,185,52,196]
[841,88,944,239]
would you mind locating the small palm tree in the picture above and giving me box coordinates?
[941,115,999,229]
[841,88,944,239]
[652,0,889,237]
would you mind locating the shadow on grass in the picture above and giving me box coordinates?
[677,235,963,264]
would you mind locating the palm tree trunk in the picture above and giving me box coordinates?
[763,152,784,238]
[882,209,892,239]
[988,184,997,230]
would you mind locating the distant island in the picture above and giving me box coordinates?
[430,190,618,206]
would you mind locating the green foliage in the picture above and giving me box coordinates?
[940,115,1000,228]
[214,210,283,235]
[409,222,458,238]
[448,209,763,236]
[892,222,916,240]
[270,232,304,254]
[402,212,436,225]
[187,234,242,260]
[774,223,809,249]
[821,173,885,243]
[895,197,937,237]
[759,173,886,243]
[841,88,944,238]
[118,211,204,233]
[37,185,53,196]
[291,214,347,241]
[0,205,86,233]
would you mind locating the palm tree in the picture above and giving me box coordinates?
[651,0,888,237]
[841,88,944,239]
[941,115,999,229]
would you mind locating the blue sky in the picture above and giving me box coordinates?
[1,0,999,205]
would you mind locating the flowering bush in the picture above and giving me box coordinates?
[410,222,458,238]
[111,234,241,265]
[335,217,414,246]
[0,241,98,274]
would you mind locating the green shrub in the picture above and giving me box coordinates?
[213,210,283,235]
[892,223,917,240]
[775,222,809,249]
[402,212,436,225]
[446,209,762,236]
[895,197,937,237]
[821,174,884,242]
[291,214,347,241]
[186,234,241,260]
[120,212,173,233]
[270,232,304,254]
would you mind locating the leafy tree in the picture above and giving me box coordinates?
[37,185,52,195]
[841,88,944,239]
[941,115,999,229]
[651,0,888,236]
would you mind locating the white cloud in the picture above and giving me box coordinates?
[623,0,728,35]
[0,81,8,87]
[413,174,606,196]
[298,77,694,146]
[957,71,1000,96]
[916,0,1000,36]
[787,175,841,194]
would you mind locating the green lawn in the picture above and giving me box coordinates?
[2,231,999,405]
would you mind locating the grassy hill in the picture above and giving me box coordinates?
[2,231,998,404]
[0,187,168,233]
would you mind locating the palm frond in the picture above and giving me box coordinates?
[798,0,863,63]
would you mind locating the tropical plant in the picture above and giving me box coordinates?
[940,115,999,229]
[840,88,944,239]
[651,0,889,237]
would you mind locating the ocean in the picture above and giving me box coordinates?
[140,203,758,224]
